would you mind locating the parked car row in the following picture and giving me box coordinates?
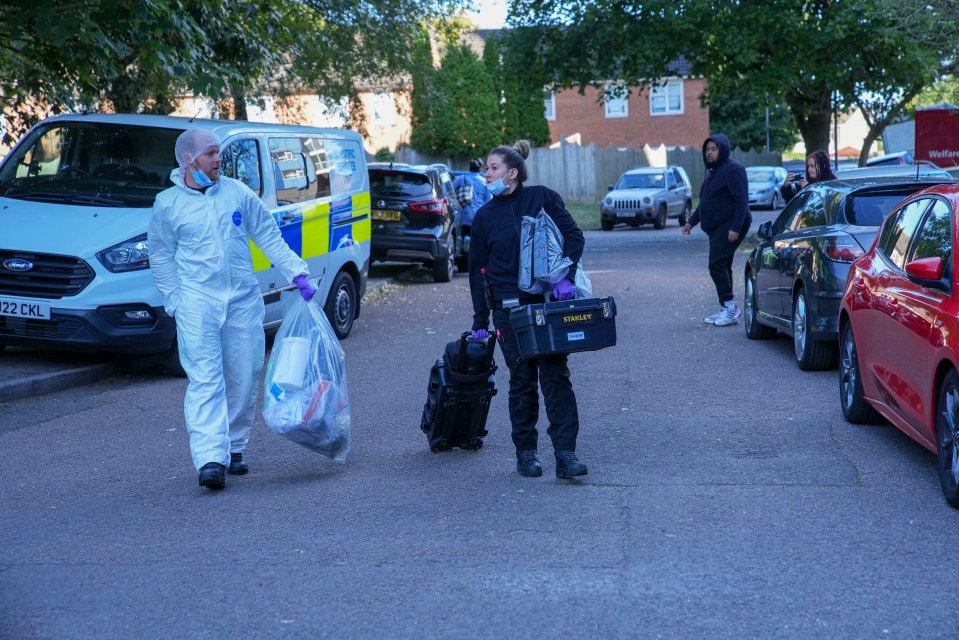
[599,166,692,230]
[742,172,959,508]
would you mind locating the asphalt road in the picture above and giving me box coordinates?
[4,210,958,639]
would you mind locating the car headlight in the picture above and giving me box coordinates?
[643,196,651,205]
[603,197,612,206]
[96,233,150,272]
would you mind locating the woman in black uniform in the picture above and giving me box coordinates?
[468,140,588,479]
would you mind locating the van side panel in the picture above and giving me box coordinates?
[302,200,331,259]
[351,192,372,244]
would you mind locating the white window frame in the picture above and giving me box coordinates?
[650,79,685,116]
[544,90,556,121]
[604,85,628,119]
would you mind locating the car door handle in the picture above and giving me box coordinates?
[281,211,296,222]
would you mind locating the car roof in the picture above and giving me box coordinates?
[623,166,675,175]
[36,112,363,143]
[865,151,912,165]
[836,165,954,180]
[746,165,781,171]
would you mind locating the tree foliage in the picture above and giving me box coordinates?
[707,90,797,154]
[0,0,467,146]
[483,32,550,146]
[506,0,959,158]
[411,44,502,158]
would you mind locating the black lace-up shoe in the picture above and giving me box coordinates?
[228,452,249,475]
[516,450,543,477]
[555,450,588,479]
[198,462,226,490]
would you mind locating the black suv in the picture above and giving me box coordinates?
[368,163,462,282]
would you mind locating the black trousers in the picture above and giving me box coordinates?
[492,306,580,454]
[707,224,746,305]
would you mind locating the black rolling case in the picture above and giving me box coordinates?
[420,332,498,452]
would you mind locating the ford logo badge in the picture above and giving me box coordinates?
[3,258,34,272]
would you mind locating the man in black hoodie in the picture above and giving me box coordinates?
[682,134,751,326]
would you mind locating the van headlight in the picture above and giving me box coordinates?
[96,233,150,272]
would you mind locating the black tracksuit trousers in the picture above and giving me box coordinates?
[492,307,580,454]
[707,223,746,305]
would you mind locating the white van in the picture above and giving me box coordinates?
[0,113,371,372]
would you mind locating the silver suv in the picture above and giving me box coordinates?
[600,166,693,230]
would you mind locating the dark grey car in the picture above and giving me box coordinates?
[744,176,955,371]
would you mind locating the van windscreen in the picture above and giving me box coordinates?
[0,122,182,208]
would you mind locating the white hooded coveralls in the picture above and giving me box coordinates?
[149,169,308,470]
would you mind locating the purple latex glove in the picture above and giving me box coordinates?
[552,278,575,301]
[471,329,490,340]
[293,274,316,302]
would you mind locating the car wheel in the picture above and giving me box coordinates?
[839,323,882,424]
[678,202,690,227]
[324,271,356,339]
[162,334,187,377]
[744,273,775,340]
[936,369,959,509]
[653,204,667,230]
[432,235,454,283]
[601,219,614,231]
[771,191,782,210]
[793,287,837,371]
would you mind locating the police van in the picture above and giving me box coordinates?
[0,113,371,373]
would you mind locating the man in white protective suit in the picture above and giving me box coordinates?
[148,129,318,491]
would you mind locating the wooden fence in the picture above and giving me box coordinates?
[395,142,781,204]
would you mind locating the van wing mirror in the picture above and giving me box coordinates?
[757,221,772,239]
[608,185,614,191]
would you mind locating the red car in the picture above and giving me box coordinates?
[839,182,959,508]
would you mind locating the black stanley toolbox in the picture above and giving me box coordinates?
[509,296,617,360]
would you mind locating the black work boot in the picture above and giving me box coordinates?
[228,452,249,476]
[555,450,588,479]
[198,462,226,490]
[516,450,543,477]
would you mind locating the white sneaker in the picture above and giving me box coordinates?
[714,303,742,326]
[704,309,725,324]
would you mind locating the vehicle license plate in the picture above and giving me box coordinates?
[0,297,51,320]
[616,211,635,217]
[372,209,401,221]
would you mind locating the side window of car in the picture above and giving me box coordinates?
[303,137,331,200]
[674,168,689,188]
[792,191,827,230]
[879,199,931,269]
[439,172,456,203]
[909,199,952,265]
[773,191,811,235]
[220,139,262,196]
[665,172,675,189]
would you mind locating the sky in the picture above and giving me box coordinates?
[466,0,509,29]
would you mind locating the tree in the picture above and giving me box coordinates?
[707,89,797,153]
[506,0,959,158]
[484,32,551,146]
[0,0,471,146]
[411,44,502,158]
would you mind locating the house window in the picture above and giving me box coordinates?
[604,85,628,119]
[650,79,684,116]
[371,92,396,125]
[544,90,556,121]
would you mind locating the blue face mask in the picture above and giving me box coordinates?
[486,172,514,197]
[191,162,214,188]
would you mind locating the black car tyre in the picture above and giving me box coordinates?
[324,271,356,339]
[771,191,782,210]
[793,287,837,371]
[432,235,454,283]
[744,273,776,340]
[601,218,614,231]
[839,323,882,424]
[678,202,690,226]
[936,369,959,509]
[653,204,667,230]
